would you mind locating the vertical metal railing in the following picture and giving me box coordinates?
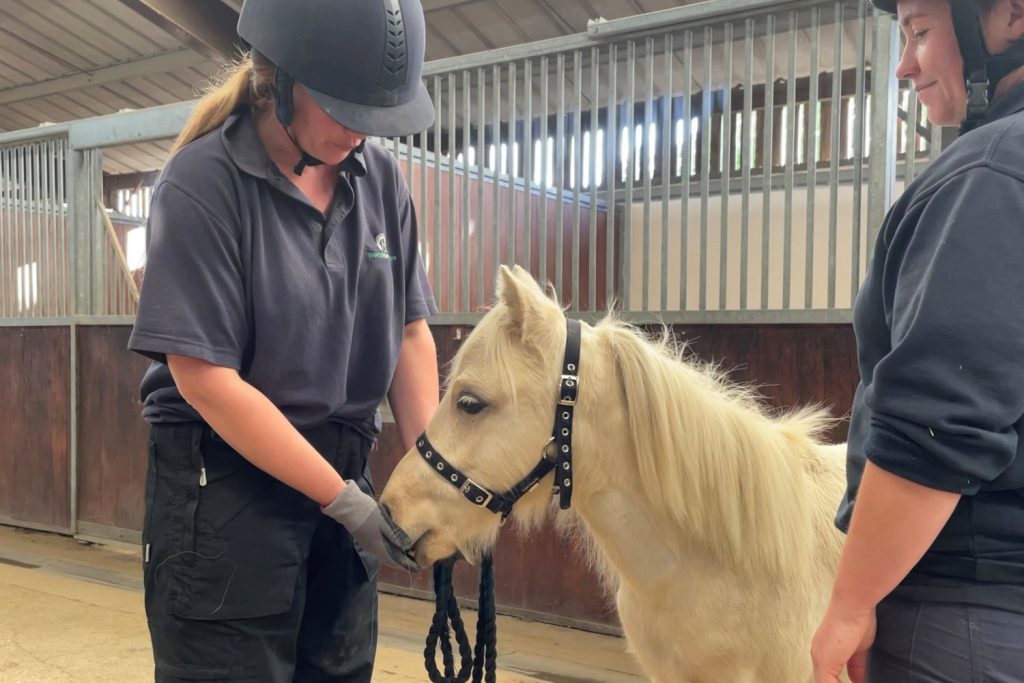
[374,0,936,323]
[0,0,946,326]
[0,136,69,319]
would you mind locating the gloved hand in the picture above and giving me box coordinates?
[322,481,421,572]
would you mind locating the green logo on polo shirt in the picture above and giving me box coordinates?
[368,233,396,261]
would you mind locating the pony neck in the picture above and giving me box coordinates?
[578,322,825,579]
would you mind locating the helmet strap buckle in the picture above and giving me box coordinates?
[962,74,990,132]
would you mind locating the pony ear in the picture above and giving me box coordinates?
[496,265,555,345]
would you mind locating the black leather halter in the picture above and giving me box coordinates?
[415,318,582,520]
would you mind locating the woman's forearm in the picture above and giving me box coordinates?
[168,354,345,506]
[387,319,440,451]
[830,461,961,612]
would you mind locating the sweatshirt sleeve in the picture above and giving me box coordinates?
[863,164,1024,493]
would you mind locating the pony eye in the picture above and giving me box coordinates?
[456,393,487,415]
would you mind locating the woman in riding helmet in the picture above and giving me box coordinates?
[812,0,1024,681]
[128,0,438,680]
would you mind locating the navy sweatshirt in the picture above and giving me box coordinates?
[836,82,1024,611]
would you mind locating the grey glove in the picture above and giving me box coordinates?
[322,481,421,572]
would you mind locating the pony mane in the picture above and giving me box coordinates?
[595,317,833,577]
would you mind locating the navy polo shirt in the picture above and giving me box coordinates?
[128,109,437,432]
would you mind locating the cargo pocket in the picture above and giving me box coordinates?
[160,435,304,621]
[141,435,159,593]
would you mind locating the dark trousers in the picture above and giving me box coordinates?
[869,596,1024,682]
[143,422,379,682]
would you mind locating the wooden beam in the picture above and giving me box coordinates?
[119,0,240,63]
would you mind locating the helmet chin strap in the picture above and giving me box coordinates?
[949,2,1024,134]
[283,126,325,176]
[273,69,326,176]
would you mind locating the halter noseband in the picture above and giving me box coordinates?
[415,318,582,520]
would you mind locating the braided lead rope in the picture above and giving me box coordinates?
[424,556,497,683]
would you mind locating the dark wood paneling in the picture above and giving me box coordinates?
[0,326,70,529]
[1,320,855,626]
[76,326,151,532]
[375,322,858,626]
[670,324,859,444]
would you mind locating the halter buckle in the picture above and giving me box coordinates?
[461,479,494,508]
[557,374,579,405]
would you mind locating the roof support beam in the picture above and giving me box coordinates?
[119,0,240,63]
[0,50,207,106]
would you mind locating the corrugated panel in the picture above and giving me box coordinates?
[421,0,712,60]
[103,139,173,175]
[0,0,218,133]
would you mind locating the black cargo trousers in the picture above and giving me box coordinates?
[143,422,380,682]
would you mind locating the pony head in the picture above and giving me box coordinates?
[380,265,607,566]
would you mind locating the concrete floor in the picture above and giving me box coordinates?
[0,525,644,682]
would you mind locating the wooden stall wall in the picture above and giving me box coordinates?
[0,326,70,531]
[1,319,857,627]
[75,325,151,541]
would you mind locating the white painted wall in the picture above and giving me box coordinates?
[625,178,907,311]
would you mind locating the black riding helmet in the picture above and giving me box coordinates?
[872,0,1024,131]
[238,0,436,172]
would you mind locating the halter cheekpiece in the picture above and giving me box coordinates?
[415,318,582,519]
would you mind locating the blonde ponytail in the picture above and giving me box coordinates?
[170,52,276,154]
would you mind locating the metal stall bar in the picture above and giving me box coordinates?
[699,27,712,311]
[783,10,798,309]
[867,10,900,252]
[659,34,673,311]
[805,5,820,308]
[68,147,102,315]
[19,146,28,316]
[31,142,41,316]
[492,65,501,281]
[524,58,533,275]
[605,45,617,307]
[719,22,734,311]
[540,56,549,286]
[642,37,655,311]
[462,71,472,312]
[42,140,53,316]
[760,15,775,310]
[477,67,486,307]
[419,131,428,272]
[589,46,600,311]
[556,52,567,297]
[508,61,518,266]
[3,145,13,316]
[740,19,753,309]
[432,76,442,306]
[57,139,67,315]
[851,0,868,297]
[448,74,457,310]
[0,145,8,317]
[679,31,693,311]
[827,1,843,309]
[572,50,583,310]
[623,42,635,309]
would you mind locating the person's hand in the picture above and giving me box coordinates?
[811,598,877,683]
[322,481,421,572]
